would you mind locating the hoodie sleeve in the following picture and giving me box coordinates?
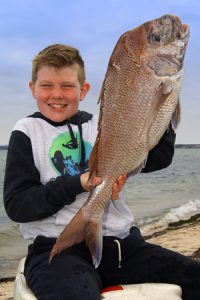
[142,124,176,173]
[3,130,85,223]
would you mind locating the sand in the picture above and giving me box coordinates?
[146,215,200,257]
[1,217,200,299]
[0,280,14,300]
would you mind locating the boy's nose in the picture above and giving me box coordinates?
[52,87,64,99]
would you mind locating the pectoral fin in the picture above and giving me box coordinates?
[160,80,173,95]
[144,80,173,133]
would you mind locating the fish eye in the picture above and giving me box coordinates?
[151,33,161,42]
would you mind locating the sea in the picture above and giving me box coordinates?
[0,147,200,279]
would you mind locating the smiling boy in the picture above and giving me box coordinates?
[4,44,200,300]
[29,64,90,123]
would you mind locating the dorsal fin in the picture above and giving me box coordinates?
[88,79,106,181]
[88,139,99,180]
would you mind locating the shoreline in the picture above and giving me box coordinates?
[145,213,200,258]
[1,217,200,299]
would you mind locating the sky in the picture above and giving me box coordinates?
[0,0,199,145]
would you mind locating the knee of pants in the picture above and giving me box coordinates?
[26,252,102,300]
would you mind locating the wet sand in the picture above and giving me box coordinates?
[146,214,200,258]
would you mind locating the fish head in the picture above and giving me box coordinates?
[124,14,189,76]
[96,15,189,170]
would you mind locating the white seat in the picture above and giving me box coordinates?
[14,258,37,300]
[14,258,183,300]
[101,284,182,300]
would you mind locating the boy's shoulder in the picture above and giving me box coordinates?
[13,116,34,131]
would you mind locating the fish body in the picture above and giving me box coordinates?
[49,15,189,267]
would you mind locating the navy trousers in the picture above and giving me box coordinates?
[24,227,200,300]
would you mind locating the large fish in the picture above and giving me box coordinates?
[49,15,189,267]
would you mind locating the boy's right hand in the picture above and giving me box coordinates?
[80,172,102,192]
[80,172,127,200]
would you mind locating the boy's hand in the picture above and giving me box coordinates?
[80,172,127,200]
[111,174,127,200]
[80,172,102,191]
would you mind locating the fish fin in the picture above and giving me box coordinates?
[160,80,173,95]
[171,100,181,131]
[88,75,108,180]
[155,80,173,107]
[88,140,99,180]
[97,77,106,105]
[145,80,173,134]
[88,86,105,180]
[85,217,103,268]
[88,102,105,180]
[49,205,103,268]
[49,208,85,264]
[128,160,146,177]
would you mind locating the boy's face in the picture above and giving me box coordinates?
[29,65,90,122]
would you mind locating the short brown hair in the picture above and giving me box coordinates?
[31,44,86,85]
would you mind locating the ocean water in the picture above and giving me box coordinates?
[0,148,200,278]
[125,148,200,235]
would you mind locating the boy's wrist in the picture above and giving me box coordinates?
[62,174,85,199]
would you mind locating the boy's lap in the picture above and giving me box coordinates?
[24,239,102,299]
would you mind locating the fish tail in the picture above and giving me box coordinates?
[48,206,103,267]
[84,216,103,268]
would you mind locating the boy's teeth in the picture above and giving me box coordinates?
[50,104,65,108]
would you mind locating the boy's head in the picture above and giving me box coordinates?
[29,44,90,122]
[32,44,86,86]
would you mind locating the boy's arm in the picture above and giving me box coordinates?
[3,131,85,223]
[142,123,176,173]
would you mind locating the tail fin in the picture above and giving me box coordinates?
[49,206,103,268]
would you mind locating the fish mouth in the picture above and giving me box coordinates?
[148,14,189,46]
[173,15,190,43]
[147,15,189,75]
[172,16,189,68]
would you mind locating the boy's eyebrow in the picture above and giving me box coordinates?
[39,80,76,84]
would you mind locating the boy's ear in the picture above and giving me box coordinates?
[80,82,90,101]
[29,81,36,98]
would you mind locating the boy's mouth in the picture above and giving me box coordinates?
[48,104,67,108]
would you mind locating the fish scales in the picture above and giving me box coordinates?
[49,14,189,267]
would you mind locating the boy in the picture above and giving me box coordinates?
[4,44,200,300]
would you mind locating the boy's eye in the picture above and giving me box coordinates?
[62,84,75,88]
[41,84,52,87]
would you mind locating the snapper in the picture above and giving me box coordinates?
[49,14,189,267]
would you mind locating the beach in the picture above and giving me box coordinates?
[1,215,200,299]
[147,214,200,257]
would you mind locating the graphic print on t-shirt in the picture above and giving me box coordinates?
[49,132,92,176]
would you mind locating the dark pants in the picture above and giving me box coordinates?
[24,227,200,300]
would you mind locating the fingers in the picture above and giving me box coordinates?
[80,172,90,191]
[81,172,126,197]
[90,176,103,187]
[81,172,103,192]
[111,174,127,200]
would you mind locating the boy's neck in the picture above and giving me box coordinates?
[28,111,93,125]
